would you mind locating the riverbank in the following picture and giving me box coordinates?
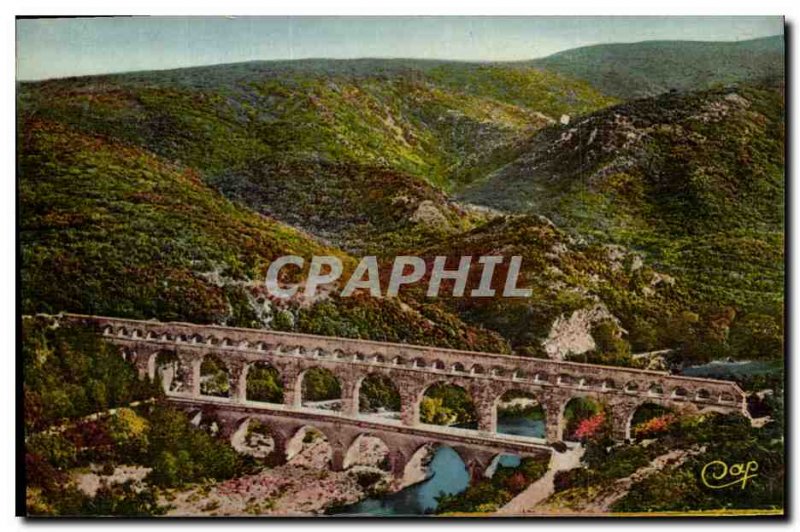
[159,438,430,516]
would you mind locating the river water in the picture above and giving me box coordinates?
[333,359,779,515]
[333,416,544,516]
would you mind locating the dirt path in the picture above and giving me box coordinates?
[580,446,704,513]
[514,446,704,516]
[496,445,584,515]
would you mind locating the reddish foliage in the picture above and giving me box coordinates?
[63,419,114,450]
[572,412,607,441]
[502,471,529,494]
[633,414,676,439]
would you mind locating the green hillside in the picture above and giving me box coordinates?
[532,35,784,99]
[18,60,614,253]
[18,117,508,353]
[410,215,702,362]
[458,83,784,360]
[17,55,784,363]
[18,60,614,189]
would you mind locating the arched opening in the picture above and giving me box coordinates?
[200,354,231,398]
[402,444,470,513]
[601,379,617,390]
[357,374,401,420]
[343,434,391,471]
[246,362,284,404]
[299,367,342,411]
[625,382,640,393]
[286,426,332,469]
[120,347,135,363]
[186,408,203,427]
[194,410,222,437]
[152,350,188,393]
[630,402,675,441]
[485,453,522,478]
[496,390,546,439]
[672,387,689,400]
[562,397,610,443]
[419,383,477,430]
[231,418,276,459]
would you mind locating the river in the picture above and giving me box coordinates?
[333,416,544,516]
[333,359,778,515]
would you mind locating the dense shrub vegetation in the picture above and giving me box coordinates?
[23,317,160,432]
[532,36,783,99]
[436,456,549,514]
[459,84,785,363]
[23,318,249,515]
[550,409,784,513]
[420,384,477,427]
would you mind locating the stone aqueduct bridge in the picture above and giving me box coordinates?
[63,313,746,479]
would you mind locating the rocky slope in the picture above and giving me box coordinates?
[457,83,784,362]
[17,55,784,364]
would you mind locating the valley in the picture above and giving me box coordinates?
[19,32,785,517]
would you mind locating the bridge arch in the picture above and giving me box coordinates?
[418,381,477,429]
[485,453,523,478]
[200,353,232,398]
[494,389,546,440]
[695,388,712,401]
[624,381,640,393]
[148,349,189,393]
[245,361,284,404]
[671,386,689,400]
[119,346,136,364]
[297,366,343,411]
[600,378,617,390]
[286,425,335,466]
[355,372,401,419]
[342,433,392,471]
[230,417,278,459]
[404,442,471,483]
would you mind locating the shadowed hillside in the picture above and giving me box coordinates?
[18,60,615,253]
[531,36,784,99]
[18,117,509,353]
